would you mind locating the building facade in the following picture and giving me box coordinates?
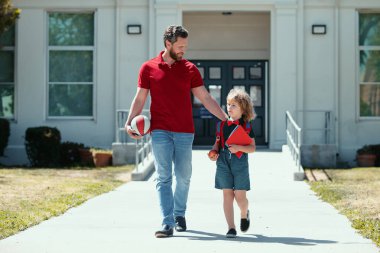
[1,0,379,166]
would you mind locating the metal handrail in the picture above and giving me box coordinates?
[285,111,302,173]
[135,134,152,171]
[115,109,152,171]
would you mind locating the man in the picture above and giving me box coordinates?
[125,25,227,238]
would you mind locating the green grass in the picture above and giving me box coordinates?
[0,166,133,239]
[308,168,380,247]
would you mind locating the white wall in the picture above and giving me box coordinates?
[155,4,179,56]
[3,0,380,165]
[302,5,336,144]
[303,0,380,164]
[117,2,150,110]
[271,6,298,149]
[1,1,121,164]
[7,9,46,164]
[339,6,380,164]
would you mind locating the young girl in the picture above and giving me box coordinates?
[208,88,256,238]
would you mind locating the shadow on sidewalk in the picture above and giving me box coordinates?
[175,230,337,246]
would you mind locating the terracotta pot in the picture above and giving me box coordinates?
[356,154,377,167]
[93,152,112,167]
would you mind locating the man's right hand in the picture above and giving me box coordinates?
[125,124,143,140]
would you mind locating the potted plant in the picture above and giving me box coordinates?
[356,145,377,167]
[91,149,112,167]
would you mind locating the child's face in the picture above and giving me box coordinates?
[227,99,243,120]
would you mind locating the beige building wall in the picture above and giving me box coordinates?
[184,12,270,60]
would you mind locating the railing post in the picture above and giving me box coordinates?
[298,128,302,172]
[135,139,139,172]
[325,111,331,144]
[116,110,119,143]
[285,111,304,180]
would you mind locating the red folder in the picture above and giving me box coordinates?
[225,125,253,158]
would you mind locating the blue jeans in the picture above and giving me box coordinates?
[151,130,194,227]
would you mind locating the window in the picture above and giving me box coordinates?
[48,12,95,117]
[0,26,15,118]
[232,67,245,80]
[209,67,221,80]
[359,13,380,117]
[249,66,262,80]
[250,86,262,107]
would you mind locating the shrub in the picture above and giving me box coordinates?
[356,145,376,155]
[25,126,61,167]
[0,118,10,156]
[60,141,86,167]
[371,144,380,166]
[78,148,94,167]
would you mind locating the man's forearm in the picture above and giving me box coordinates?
[126,98,145,125]
[202,96,228,121]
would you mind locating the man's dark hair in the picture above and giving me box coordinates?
[163,25,188,47]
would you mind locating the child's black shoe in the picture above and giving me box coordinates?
[240,210,250,232]
[226,228,237,238]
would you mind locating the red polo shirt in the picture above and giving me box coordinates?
[138,51,203,133]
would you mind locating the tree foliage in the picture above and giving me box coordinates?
[0,0,20,35]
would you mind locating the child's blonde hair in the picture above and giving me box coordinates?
[226,88,255,122]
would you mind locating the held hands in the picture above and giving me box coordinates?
[208,149,219,161]
[125,124,143,140]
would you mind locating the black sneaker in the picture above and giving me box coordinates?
[175,216,187,232]
[155,225,173,238]
[240,210,250,233]
[226,228,237,238]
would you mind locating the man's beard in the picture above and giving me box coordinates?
[169,48,183,61]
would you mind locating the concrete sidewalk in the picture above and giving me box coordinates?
[0,150,378,253]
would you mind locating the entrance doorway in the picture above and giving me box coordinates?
[192,60,269,146]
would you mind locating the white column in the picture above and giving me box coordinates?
[297,0,305,128]
[271,5,298,149]
[155,4,179,55]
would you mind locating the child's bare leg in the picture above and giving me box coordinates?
[223,189,235,228]
[235,190,248,217]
